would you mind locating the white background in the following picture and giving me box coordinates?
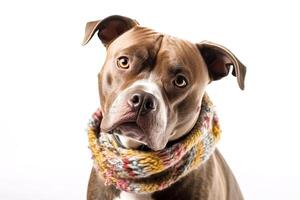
[0,0,299,199]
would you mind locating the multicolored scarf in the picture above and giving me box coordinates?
[87,94,221,194]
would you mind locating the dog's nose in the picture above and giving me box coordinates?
[128,92,157,115]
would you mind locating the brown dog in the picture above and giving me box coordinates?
[83,15,246,200]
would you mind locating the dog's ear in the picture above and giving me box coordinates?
[82,15,139,47]
[196,41,246,90]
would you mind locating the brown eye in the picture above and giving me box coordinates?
[174,75,188,88]
[117,56,130,69]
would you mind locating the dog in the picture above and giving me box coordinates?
[82,15,246,200]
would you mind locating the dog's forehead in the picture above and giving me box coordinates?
[156,36,206,80]
[158,36,201,65]
[108,26,162,51]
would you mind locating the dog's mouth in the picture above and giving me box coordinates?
[106,121,151,151]
[112,133,152,151]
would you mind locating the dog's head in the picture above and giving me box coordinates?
[83,15,246,151]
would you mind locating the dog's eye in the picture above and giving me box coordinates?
[117,56,130,69]
[174,75,188,88]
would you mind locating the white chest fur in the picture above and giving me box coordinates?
[114,191,153,200]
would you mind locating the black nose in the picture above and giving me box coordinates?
[128,92,157,115]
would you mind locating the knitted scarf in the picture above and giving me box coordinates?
[87,94,221,194]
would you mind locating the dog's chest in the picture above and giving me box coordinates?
[114,191,153,200]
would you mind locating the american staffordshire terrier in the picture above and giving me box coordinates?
[83,15,246,200]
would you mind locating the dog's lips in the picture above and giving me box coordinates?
[111,122,149,149]
[113,133,151,151]
[100,112,162,151]
[100,112,137,133]
[114,122,144,140]
[101,114,146,143]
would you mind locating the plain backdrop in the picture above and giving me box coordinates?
[0,0,300,199]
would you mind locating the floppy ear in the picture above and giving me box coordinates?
[82,15,139,47]
[196,41,246,90]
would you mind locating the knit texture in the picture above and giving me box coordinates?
[87,94,221,193]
